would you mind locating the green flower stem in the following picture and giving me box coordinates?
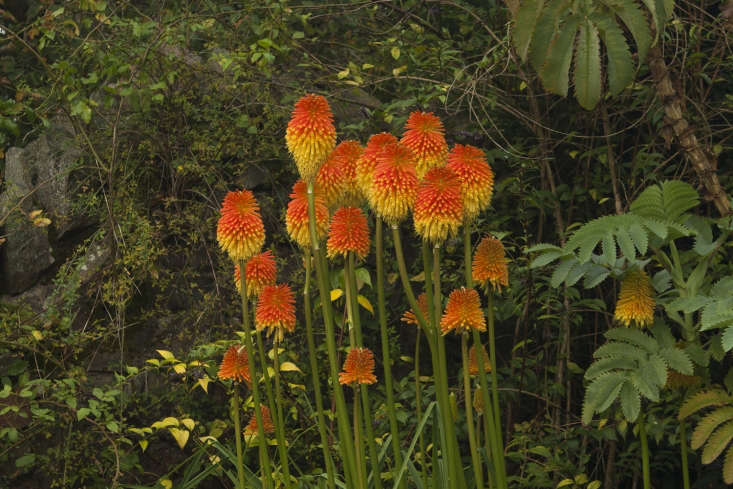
[232,387,246,489]
[353,388,367,489]
[254,328,291,489]
[303,252,337,489]
[306,182,357,489]
[680,419,691,489]
[238,259,273,489]
[486,294,503,453]
[344,252,363,345]
[464,222,473,287]
[462,334,484,489]
[639,415,651,489]
[271,340,292,488]
[414,328,428,487]
[375,219,405,488]
[360,384,383,489]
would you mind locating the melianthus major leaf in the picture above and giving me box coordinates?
[574,19,602,110]
[691,406,733,450]
[702,420,733,465]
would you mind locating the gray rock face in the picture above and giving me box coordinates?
[0,115,82,294]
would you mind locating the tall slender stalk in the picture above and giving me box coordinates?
[487,294,503,449]
[375,220,404,486]
[353,389,366,489]
[680,419,690,489]
[639,415,651,489]
[306,182,357,488]
[302,252,337,489]
[232,387,245,489]
[238,259,273,489]
[462,334,484,489]
[271,340,291,488]
[414,328,428,487]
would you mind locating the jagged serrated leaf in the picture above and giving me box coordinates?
[586,356,638,379]
[722,327,733,352]
[666,296,710,314]
[565,262,588,287]
[594,13,633,94]
[649,322,674,347]
[631,371,659,401]
[651,269,672,294]
[620,381,641,421]
[648,353,668,386]
[587,372,626,413]
[616,227,636,260]
[662,180,699,222]
[584,266,611,289]
[630,184,664,220]
[611,0,653,62]
[551,258,577,287]
[701,298,733,331]
[659,347,693,375]
[711,278,733,299]
[628,222,648,255]
[605,327,659,353]
[685,342,709,368]
[514,0,545,61]
[593,342,648,365]
[582,392,596,425]
[691,407,733,450]
[529,0,572,70]
[724,444,733,484]
[601,232,616,266]
[702,420,733,464]
[679,389,733,420]
[574,19,602,109]
[539,15,581,96]
[530,249,567,268]
[642,217,667,239]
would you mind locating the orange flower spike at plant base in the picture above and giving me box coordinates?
[218,345,252,384]
[315,149,348,208]
[401,292,429,326]
[338,347,378,385]
[327,207,370,259]
[472,235,509,291]
[614,268,655,327]
[256,284,297,341]
[447,144,495,222]
[245,405,276,435]
[400,111,448,178]
[369,142,419,224]
[285,180,329,248]
[234,250,277,298]
[414,167,464,243]
[468,344,492,376]
[331,140,364,206]
[441,288,487,335]
[356,132,397,201]
[216,190,266,262]
[285,94,337,182]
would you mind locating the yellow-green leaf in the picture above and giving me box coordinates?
[139,440,148,452]
[31,330,43,340]
[391,47,400,60]
[33,217,51,227]
[29,210,43,219]
[392,65,407,76]
[197,377,210,393]
[169,427,190,449]
[357,295,374,315]
[280,361,302,373]
[337,68,350,79]
[330,289,344,301]
[181,418,195,430]
[410,271,425,282]
[151,417,179,429]
[557,479,574,488]
[160,479,172,489]
[173,363,186,374]
[157,349,175,361]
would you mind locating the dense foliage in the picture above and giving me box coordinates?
[1,1,732,488]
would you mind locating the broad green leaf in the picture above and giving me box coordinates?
[620,382,641,421]
[574,19,602,109]
[514,0,545,60]
[595,14,633,94]
[539,15,581,96]
[612,0,653,62]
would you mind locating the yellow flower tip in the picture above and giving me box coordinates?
[472,235,509,291]
[440,287,486,335]
[369,142,419,224]
[614,269,655,327]
[327,207,370,259]
[400,111,448,178]
[256,283,296,340]
[468,344,492,376]
[339,347,377,386]
[413,167,464,243]
[216,190,265,262]
[286,94,337,182]
[447,144,494,222]
[285,179,329,248]
[234,250,277,298]
[356,132,398,201]
[217,345,252,384]
[401,292,429,326]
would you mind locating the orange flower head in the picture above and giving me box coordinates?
[368,142,418,224]
[218,345,251,384]
[413,167,464,243]
[472,235,509,291]
[235,250,277,298]
[216,190,265,262]
[468,344,492,376]
[447,144,494,221]
[285,94,337,182]
[441,288,486,335]
[339,347,378,386]
[327,207,370,259]
[256,284,296,341]
[401,293,429,326]
[614,269,655,327]
[331,140,364,206]
[244,405,275,437]
[315,148,348,208]
[285,180,330,248]
[400,111,448,178]
[356,133,397,200]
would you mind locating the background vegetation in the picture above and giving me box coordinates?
[1,0,732,488]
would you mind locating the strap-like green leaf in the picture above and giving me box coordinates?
[702,419,733,464]
[574,19,602,109]
[594,13,633,94]
[539,15,581,96]
[514,0,545,61]
[620,381,641,421]
[612,0,653,62]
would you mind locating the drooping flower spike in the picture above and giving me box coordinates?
[356,132,397,201]
[218,345,252,384]
[338,347,378,386]
[244,405,275,436]
[441,287,486,335]
[472,235,509,291]
[330,140,364,207]
[327,207,370,259]
[468,344,492,376]
[285,94,337,182]
[400,111,448,178]
[256,284,297,341]
[369,142,419,224]
[235,250,277,298]
[413,167,464,243]
[447,144,494,222]
[614,268,655,327]
[401,292,429,326]
[217,190,265,262]
[285,180,329,248]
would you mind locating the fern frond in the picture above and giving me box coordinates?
[630,180,699,223]
[702,420,733,464]
[679,389,733,420]
[691,407,733,450]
